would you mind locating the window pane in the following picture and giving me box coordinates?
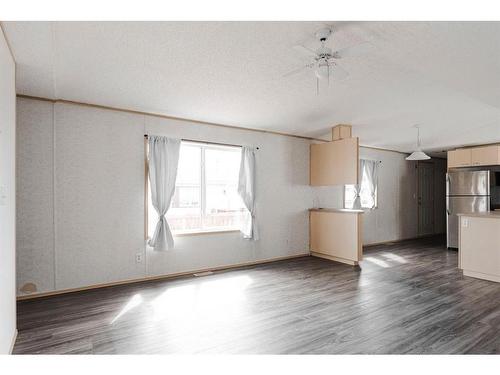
[166,144,202,232]
[149,143,203,237]
[148,142,247,237]
[344,185,356,209]
[343,160,378,210]
[204,147,245,230]
[167,210,202,232]
[205,147,244,211]
[176,145,201,184]
[205,147,241,185]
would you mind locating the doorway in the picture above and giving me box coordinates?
[418,161,435,236]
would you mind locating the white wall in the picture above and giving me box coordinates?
[16,99,54,293]
[361,147,419,244]
[313,146,446,245]
[16,98,313,294]
[16,98,447,296]
[0,30,16,354]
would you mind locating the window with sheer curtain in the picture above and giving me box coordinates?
[148,141,246,235]
[344,159,379,209]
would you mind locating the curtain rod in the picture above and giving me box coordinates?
[144,134,259,150]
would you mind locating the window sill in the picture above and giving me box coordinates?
[173,229,241,237]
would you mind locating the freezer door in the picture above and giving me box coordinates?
[446,170,490,196]
[446,196,490,248]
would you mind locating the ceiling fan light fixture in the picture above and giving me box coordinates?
[315,63,329,79]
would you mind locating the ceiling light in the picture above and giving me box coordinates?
[315,60,329,79]
[406,150,431,161]
[406,125,430,161]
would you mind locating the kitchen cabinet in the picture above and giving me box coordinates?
[310,137,359,186]
[459,213,500,283]
[331,124,352,141]
[309,209,363,265]
[471,145,500,166]
[448,148,472,168]
[448,145,500,169]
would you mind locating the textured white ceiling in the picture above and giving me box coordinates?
[3,21,500,153]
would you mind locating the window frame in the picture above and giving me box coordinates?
[145,139,245,238]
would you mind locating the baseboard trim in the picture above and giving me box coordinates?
[9,329,18,354]
[463,270,500,283]
[363,233,445,248]
[310,252,358,266]
[17,253,310,301]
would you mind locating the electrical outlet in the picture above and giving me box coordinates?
[462,219,469,228]
[135,253,143,263]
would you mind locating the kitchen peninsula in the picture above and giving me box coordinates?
[459,211,500,283]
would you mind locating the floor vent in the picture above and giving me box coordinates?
[193,271,214,277]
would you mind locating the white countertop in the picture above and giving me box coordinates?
[309,208,364,214]
[457,211,500,219]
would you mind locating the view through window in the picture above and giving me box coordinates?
[344,160,378,209]
[148,141,246,235]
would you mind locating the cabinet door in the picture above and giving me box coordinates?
[448,149,472,168]
[310,137,358,186]
[310,211,362,265]
[471,145,500,166]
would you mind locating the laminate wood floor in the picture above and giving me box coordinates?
[13,236,500,354]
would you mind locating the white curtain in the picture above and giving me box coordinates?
[350,159,378,210]
[238,147,259,240]
[148,136,181,251]
[362,159,378,210]
[352,183,362,209]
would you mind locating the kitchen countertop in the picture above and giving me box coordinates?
[457,211,500,219]
[309,208,364,214]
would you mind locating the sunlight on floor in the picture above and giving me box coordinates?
[150,275,253,322]
[364,257,390,268]
[110,275,254,331]
[381,252,408,264]
[110,294,143,324]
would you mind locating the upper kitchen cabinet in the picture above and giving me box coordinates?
[310,137,359,186]
[471,145,500,166]
[448,145,500,168]
[448,148,472,169]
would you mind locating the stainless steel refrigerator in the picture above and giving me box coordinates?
[446,170,490,248]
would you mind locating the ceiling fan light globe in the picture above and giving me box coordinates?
[405,150,431,161]
[315,64,329,79]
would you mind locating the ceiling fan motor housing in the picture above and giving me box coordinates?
[315,27,332,42]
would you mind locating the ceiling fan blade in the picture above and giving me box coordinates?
[292,44,317,58]
[330,63,349,81]
[282,63,313,78]
[334,42,373,59]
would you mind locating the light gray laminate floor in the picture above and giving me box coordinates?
[13,236,500,354]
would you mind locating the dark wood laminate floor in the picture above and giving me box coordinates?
[13,236,500,354]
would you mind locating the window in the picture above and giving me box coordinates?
[344,159,378,209]
[148,141,246,235]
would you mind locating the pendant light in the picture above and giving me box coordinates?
[406,125,430,161]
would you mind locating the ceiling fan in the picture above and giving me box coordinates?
[284,26,373,94]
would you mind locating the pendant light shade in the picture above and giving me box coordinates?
[406,125,430,161]
[406,150,431,161]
